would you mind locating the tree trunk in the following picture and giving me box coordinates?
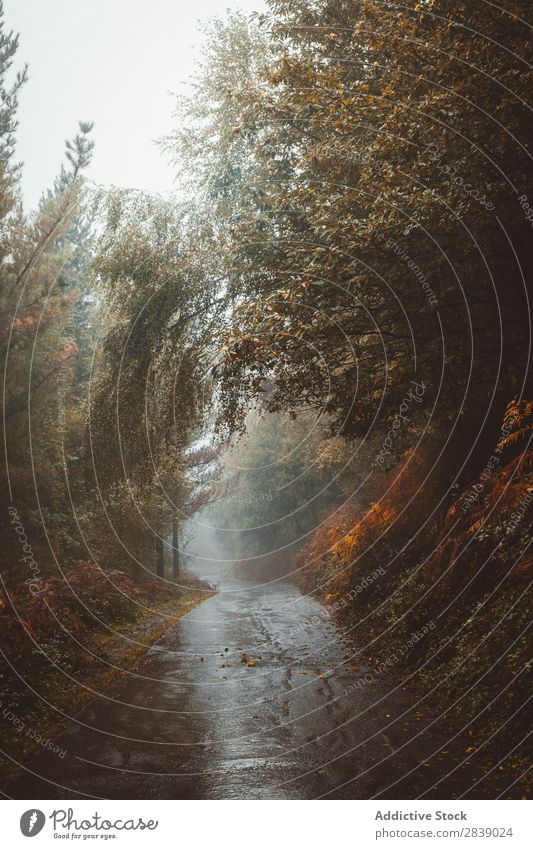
[172,517,180,579]
[155,536,165,578]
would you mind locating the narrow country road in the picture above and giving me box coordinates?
[8,577,505,800]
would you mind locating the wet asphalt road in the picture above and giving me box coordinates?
[8,578,501,799]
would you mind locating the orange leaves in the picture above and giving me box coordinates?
[427,403,533,585]
[0,561,170,664]
[10,315,36,335]
[297,445,438,594]
[59,340,79,364]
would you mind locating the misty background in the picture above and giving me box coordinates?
[7,0,262,208]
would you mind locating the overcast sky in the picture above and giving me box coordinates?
[6,0,263,209]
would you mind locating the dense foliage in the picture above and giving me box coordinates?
[163,0,532,769]
[0,3,216,731]
[1,0,531,792]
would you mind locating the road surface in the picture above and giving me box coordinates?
[7,577,507,799]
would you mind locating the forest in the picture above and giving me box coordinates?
[1,0,531,800]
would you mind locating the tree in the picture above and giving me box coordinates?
[86,191,224,579]
[0,0,95,577]
[166,1,532,492]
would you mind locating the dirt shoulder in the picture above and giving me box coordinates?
[0,589,213,788]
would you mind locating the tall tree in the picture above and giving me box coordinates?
[0,2,97,575]
[166,1,532,491]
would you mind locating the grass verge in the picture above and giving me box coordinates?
[0,588,213,788]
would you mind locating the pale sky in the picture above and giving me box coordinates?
[6,0,263,209]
